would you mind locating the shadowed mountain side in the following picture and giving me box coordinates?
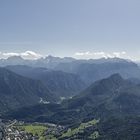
[0,67,56,113]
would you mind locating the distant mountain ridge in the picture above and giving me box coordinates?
[0,55,76,68]
[1,56,140,86]
[55,59,140,84]
[0,55,133,68]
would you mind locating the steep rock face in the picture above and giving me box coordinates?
[6,65,85,98]
[0,68,56,113]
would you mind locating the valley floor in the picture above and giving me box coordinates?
[0,119,100,140]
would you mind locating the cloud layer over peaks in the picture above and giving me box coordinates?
[74,51,129,59]
[0,51,42,60]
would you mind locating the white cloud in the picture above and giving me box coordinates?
[21,51,42,59]
[74,51,128,59]
[113,52,126,58]
[75,51,92,56]
[1,51,42,60]
[3,52,19,57]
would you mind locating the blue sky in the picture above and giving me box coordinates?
[0,0,140,60]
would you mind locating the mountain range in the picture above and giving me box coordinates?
[1,56,140,139]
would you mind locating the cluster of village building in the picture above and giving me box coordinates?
[0,119,66,140]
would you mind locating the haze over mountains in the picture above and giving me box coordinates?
[6,65,85,98]
[2,55,140,84]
